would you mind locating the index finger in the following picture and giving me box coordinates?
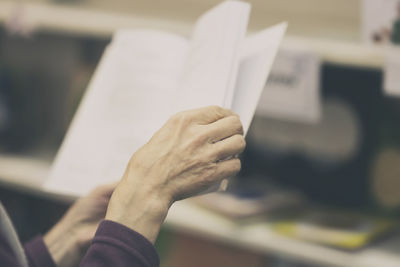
[188,106,236,125]
[90,182,118,198]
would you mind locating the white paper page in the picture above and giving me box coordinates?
[175,0,250,111]
[256,46,321,124]
[384,47,400,96]
[44,30,189,197]
[231,22,287,134]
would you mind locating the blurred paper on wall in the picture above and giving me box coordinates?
[191,184,306,220]
[5,3,37,36]
[362,0,400,45]
[362,0,400,97]
[384,47,400,97]
[256,46,321,124]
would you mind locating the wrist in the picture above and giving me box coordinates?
[105,185,171,244]
[44,222,84,267]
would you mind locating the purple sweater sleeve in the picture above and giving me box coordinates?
[2,220,159,267]
[80,220,160,267]
[24,236,57,267]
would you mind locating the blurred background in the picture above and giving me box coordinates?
[1,0,400,266]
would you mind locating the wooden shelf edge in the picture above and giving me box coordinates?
[0,153,398,266]
[0,154,75,202]
[0,154,49,193]
[0,1,385,68]
[0,1,191,38]
[165,200,400,267]
[165,201,350,267]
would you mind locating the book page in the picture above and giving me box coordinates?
[44,30,188,197]
[210,22,287,193]
[175,0,250,111]
[232,22,288,134]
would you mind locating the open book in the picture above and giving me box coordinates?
[44,0,287,197]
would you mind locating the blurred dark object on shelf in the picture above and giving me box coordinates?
[0,185,69,242]
[194,180,306,220]
[162,230,266,267]
[0,71,12,146]
[162,228,320,267]
[0,28,108,156]
[241,64,400,210]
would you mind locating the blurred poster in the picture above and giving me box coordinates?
[384,47,400,97]
[363,0,400,96]
[256,47,321,123]
[363,0,400,45]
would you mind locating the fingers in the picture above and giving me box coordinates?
[90,182,118,198]
[212,158,242,181]
[188,106,235,124]
[211,134,246,161]
[206,115,243,142]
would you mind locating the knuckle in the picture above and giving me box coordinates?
[189,130,208,148]
[188,124,202,137]
[189,135,204,149]
[231,134,245,149]
[199,155,214,170]
[237,135,246,149]
[231,159,242,172]
[219,159,241,178]
[202,163,218,182]
[208,105,224,115]
[209,105,222,111]
[203,149,217,163]
[171,111,191,126]
[232,116,244,133]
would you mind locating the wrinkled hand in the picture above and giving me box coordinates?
[44,184,115,267]
[106,106,246,243]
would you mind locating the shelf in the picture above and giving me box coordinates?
[0,154,50,194]
[25,0,362,42]
[165,200,400,267]
[0,154,398,266]
[0,154,76,202]
[0,1,384,68]
[0,1,191,38]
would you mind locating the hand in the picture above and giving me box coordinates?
[106,106,246,243]
[44,184,116,267]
